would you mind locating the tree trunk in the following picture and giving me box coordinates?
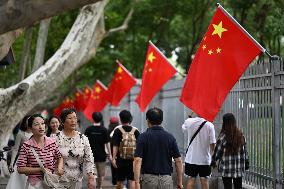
[0,0,102,35]
[32,18,51,72]
[18,28,33,81]
[0,0,109,148]
[0,29,22,60]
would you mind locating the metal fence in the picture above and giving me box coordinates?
[95,56,283,189]
[220,56,284,189]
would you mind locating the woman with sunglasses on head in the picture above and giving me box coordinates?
[17,114,64,189]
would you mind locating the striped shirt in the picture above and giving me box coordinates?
[211,134,248,178]
[17,136,61,185]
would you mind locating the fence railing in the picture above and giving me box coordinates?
[219,56,283,189]
[96,56,283,189]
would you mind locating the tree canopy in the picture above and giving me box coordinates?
[0,0,283,107]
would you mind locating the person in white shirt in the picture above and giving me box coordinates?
[182,114,216,189]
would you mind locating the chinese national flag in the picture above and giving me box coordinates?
[107,60,137,106]
[83,80,108,121]
[53,97,74,117]
[53,105,62,117]
[135,42,177,111]
[83,85,92,108]
[73,90,85,111]
[180,6,264,121]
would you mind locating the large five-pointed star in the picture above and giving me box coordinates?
[117,67,123,74]
[147,52,156,63]
[212,21,227,38]
[95,86,101,93]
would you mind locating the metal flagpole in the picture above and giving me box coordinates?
[216,3,272,58]
[148,40,186,77]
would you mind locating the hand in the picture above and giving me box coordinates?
[87,176,95,189]
[9,165,14,173]
[177,183,183,189]
[135,181,140,189]
[108,155,113,162]
[112,158,117,168]
[42,167,52,173]
[57,167,64,176]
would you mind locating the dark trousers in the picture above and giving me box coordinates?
[222,177,242,189]
[110,163,117,185]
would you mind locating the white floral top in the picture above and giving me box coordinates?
[55,131,94,182]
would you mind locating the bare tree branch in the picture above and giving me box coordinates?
[0,29,23,60]
[0,1,109,147]
[104,8,134,37]
[0,0,102,34]
[32,18,51,72]
[18,28,33,81]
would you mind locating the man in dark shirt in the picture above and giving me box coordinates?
[112,110,140,189]
[85,112,112,189]
[133,107,183,189]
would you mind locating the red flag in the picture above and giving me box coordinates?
[53,105,62,117]
[135,42,177,111]
[107,60,137,106]
[53,97,74,117]
[73,90,85,111]
[83,85,92,108]
[62,97,74,109]
[180,5,264,121]
[83,80,108,121]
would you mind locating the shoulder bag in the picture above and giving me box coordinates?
[185,121,207,154]
[30,147,60,189]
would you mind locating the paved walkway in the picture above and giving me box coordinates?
[0,164,116,189]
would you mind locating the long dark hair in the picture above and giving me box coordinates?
[19,115,31,131]
[46,115,62,136]
[220,113,244,155]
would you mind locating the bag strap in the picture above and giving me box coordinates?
[185,121,207,154]
[118,126,125,134]
[30,147,44,168]
[129,127,136,134]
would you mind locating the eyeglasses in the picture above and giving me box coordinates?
[33,122,45,127]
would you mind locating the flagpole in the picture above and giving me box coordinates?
[217,3,268,55]
[116,59,138,79]
[148,41,185,77]
[96,80,107,90]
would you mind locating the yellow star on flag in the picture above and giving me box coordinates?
[95,87,101,94]
[202,45,206,50]
[216,48,222,53]
[117,67,123,74]
[208,49,213,55]
[147,52,156,63]
[212,21,227,38]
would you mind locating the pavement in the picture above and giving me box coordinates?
[0,164,116,189]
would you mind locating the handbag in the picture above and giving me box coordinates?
[30,147,61,189]
[185,121,207,154]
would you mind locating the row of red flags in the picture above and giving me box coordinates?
[54,5,265,122]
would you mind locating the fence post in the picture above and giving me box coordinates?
[271,55,281,189]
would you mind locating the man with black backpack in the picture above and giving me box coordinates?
[182,113,216,189]
[112,110,140,189]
